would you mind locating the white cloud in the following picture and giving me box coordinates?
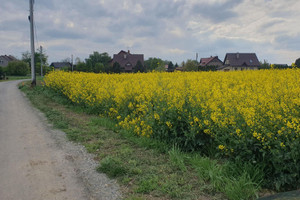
[169,48,186,54]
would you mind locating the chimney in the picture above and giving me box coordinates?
[128,50,130,54]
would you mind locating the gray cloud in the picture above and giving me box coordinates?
[42,29,84,40]
[153,0,185,18]
[192,0,243,23]
[0,19,28,31]
[47,44,74,52]
[275,34,300,51]
[259,19,285,32]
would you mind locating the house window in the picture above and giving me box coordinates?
[225,59,230,65]
[241,68,244,71]
[250,59,253,63]
[124,54,127,59]
[234,67,238,71]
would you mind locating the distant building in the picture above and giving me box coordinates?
[175,67,183,71]
[219,53,260,71]
[111,50,144,73]
[50,62,72,70]
[0,55,18,67]
[272,64,289,69]
[199,56,223,67]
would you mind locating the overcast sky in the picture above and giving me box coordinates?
[1,0,299,65]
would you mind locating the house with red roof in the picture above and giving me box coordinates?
[111,50,144,73]
[199,56,223,67]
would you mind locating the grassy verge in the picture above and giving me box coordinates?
[19,81,267,200]
[0,75,43,82]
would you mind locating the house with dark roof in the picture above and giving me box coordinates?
[219,53,260,71]
[199,56,223,67]
[50,62,72,70]
[0,55,18,67]
[111,50,144,73]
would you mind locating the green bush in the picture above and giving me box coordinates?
[0,67,5,79]
[7,61,29,76]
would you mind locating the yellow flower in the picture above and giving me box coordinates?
[280,142,286,148]
[44,69,300,152]
[154,113,160,120]
[218,145,225,150]
[166,121,172,128]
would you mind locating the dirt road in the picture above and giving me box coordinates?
[0,80,122,200]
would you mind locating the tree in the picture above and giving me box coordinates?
[85,51,111,73]
[22,50,48,74]
[144,57,164,72]
[75,61,87,72]
[183,59,198,71]
[134,60,145,73]
[167,61,174,72]
[75,57,81,65]
[181,61,185,68]
[295,58,300,68]
[259,60,270,69]
[155,65,166,72]
[112,62,121,73]
[0,67,6,80]
[94,63,105,73]
[7,61,29,76]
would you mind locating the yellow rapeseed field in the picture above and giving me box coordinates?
[44,69,300,188]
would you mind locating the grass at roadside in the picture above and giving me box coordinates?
[19,80,265,200]
[0,75,43,82]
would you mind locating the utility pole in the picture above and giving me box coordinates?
[29,0,36,86]
[40,46,43,77]
[71,54,73,72]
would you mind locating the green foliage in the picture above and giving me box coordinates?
[144,57,165,72]
[167,61,174,72]
[0,67,6,80]
[94,62,105,73]
[168,147,187,171]
[112,62,122,73]
[259,60,270,69]
[85,51,111,73]
[183,59,198,71]
[6,61,29,76]
[134,60,145,73]
[189,155,262,200]
[60,66,72,72]
[295,58,300,68]
[198,65,218,71]
[154,65,167,72]
[97,156,127,178]
[22,50,48,74]
[75,61,87,72]
[135,175,159,193]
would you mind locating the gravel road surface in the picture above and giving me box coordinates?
[0,80,122,200]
